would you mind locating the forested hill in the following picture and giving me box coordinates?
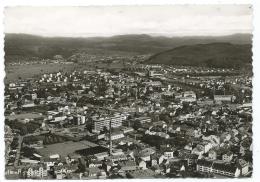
[5,33,252,62]
[145,43,252,69]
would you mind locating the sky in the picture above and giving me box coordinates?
[4,5,253,37]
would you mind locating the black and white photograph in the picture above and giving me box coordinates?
[2,3,255,180]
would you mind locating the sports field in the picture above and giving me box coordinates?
[37,140,98,158]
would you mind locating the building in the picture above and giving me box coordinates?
[143,81,162,87]
[135,117,151,124]
[237,159,250,176]
[197,159,241,178]
[179,91,197,102]
[105,131,125,141]
[222,151,233,162]
[26,165,48,179]
[149,70,164,77]
[163,148,174,159]
[214,95,234,103]
[208,149,217,160]
[92,113,126,132]
[197,159,213,173]
[183,91,196,98]
[105,154,128,162]
[118,160,138,173]
[212,162,240,177]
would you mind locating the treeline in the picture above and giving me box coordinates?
[43,134,66,145]
[141,134,190,149]
[5,119,40,136]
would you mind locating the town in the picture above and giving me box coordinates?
[4,58,252,179]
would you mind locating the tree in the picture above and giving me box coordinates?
[78,158,86,173]
[34,99,40,105]
[133,121,142,130]
[20,126,28,135]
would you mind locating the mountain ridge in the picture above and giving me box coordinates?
[4,33,252,66]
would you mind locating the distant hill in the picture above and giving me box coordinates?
[4,33,252,62]
[146,43,252,68]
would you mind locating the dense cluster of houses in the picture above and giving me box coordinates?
[5,64,252,179]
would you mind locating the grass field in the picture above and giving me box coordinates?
[6,113,44,121]
[37,140,98,158]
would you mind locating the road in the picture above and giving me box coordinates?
[14,135,23,167]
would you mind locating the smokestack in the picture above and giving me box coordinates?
[109,118,112,155]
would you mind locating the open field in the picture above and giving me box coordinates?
[5,63,79,83]
[37,140,98,158]
[6,113,44,121]
[5,62,128,83]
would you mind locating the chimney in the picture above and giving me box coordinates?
[109,118,112,156]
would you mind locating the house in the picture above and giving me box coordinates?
[54,164,76,180]
[137,159,147,170]
[106,154,128,162]
[135,116,151,124]
[94,152,109,161]
[163,164,171,174]
[163,148,174,159]
[203,135,220,147]
[192,145,204,156]
[237,159,249,176]
[169,160,187,174]
[103,161,113,172]
[120,126,134,134]
[86,167,101,177]
[222,151,233,162]
[26,165,48,179]
[43,158,57,171]
[208,149,217,160]
[196,159,213,173]
[220,132,232,142]
[118,160,137,173]
[5,166,22,178]
[139,148,156,162]
[212,162,240,177]
[214,95,234,104]
[150,153,165,166]
[187,154,198,166]
[200,141,214,153]
[88,160,103,168]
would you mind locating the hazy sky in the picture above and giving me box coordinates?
[4,5,252,37]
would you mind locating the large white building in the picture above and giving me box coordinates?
[92,113,126,132]
[197,159,241,178]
